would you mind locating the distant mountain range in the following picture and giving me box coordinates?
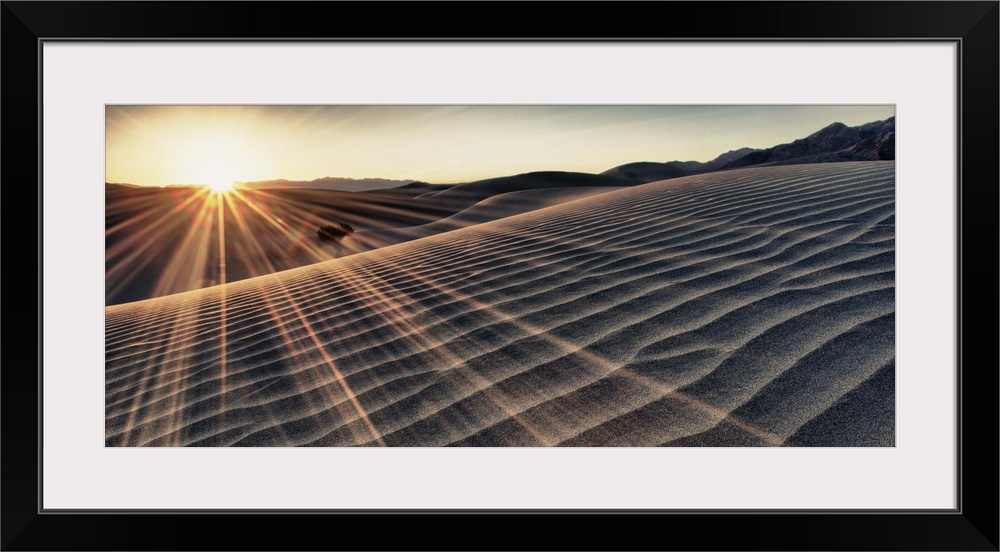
[603,116,895,184]
[236,176,415,192]
[106,176,417,192]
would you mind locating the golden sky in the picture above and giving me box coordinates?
[106,105,895,186]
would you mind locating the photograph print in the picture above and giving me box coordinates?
[105,105,896,447]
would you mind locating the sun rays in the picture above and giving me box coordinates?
[103,178,455,446]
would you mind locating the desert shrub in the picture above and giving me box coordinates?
[317,223,355,242]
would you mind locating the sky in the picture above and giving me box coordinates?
[106,105,895,186]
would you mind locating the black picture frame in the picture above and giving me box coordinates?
[2,2,997,550]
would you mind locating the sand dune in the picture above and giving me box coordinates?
[105,162,895,447]
[343,186,625,255]
[412,171,632,207]
[106,174,629,305]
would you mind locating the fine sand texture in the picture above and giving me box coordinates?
[106,162,895,447]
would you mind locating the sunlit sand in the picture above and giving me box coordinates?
[105,162,895,447]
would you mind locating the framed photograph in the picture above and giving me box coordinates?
[4,2,997,550]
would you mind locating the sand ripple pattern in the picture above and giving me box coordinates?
[106,162,895,446]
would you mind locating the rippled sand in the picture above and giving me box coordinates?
[106,162,895,447]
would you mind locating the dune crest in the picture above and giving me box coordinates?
[344,186,626,256]
[106,162,895,447]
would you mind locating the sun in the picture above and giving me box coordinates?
[196,160,241,194]
[205,179,237,194]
